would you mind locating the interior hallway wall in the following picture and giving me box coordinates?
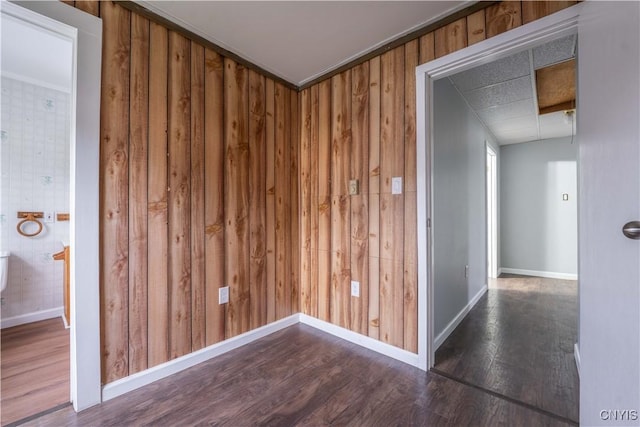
[432,77,496,336]
[500,137,578,277]
[298,1,577,352]
[64,1,299,384]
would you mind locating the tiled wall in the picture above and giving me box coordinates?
[0,76,70,321]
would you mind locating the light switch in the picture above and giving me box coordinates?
[562,193,569,201]
[392,177,402,195]
[349,179,359,195]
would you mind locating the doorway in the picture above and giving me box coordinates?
[418,13,580,422]
[416,0,581,370]
[486,144,497,280]
[0,1,102,412]
[0,11,74,422]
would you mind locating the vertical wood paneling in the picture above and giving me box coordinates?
[274,83,290,320]
[167,32,191,359]
[74,0,99,16]
[308,85,320,318]
[467,10,486,46]
[368,55,381,340]
[350,62,369,335]
[147,21,169,367]
[486,2,522,38]
[317,80,332,322]
[522,1,577,24]
[290,89,300,314]
[435,18,467,59]
[100,1,130,383]
[224,59,251,336]
[299,89,312,315]
[379,46,404,348]
[330,71,352,329]
[128,12,149,374]
[249,70,267,329]
[204,48,226,346]
[331,193,350,328]
[419,32,435,65]
[403,40,418,353]
[82,0,579,382]
[265,79,277,324]
[190,42,206,351]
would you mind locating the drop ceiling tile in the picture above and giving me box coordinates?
[463,75,533,110]
[491,115,538,133]
[493,125,538,143]
[450,50,530,92]
[539,111,575,139]
[533,35,576,69]
[477,98,536,124]
[500,134,540,145]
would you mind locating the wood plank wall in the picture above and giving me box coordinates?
[64,0,575,383]
[298,0,576,352]
[67,1,299,384]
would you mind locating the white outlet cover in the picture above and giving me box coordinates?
[219,286,229,304]
[392,177,402,195]
[351,280,360,297]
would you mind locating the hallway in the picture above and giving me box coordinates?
[434,274,579,423]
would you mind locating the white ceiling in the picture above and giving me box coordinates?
[1,13,73,92]
[449,35,577,145]
[138,1,469,86]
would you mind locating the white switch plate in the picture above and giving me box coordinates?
[219,286,229,304]
[392,177,402,195]
[44,211,54,223]
[351,280,360,297]
[464,265,469,278]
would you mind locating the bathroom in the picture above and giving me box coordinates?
[0,11,73,424]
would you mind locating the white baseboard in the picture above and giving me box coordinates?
[1,307,64,329]
[574,343,581,377]
[299,314,419,367]
[500,268,577,281]
[497,267,503,276]
[102,314,300,401]
[433,285,488,350]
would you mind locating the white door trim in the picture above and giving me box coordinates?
[4,1,103,411]
[415,4,582,371]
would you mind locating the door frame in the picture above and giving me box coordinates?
[415,4,582,370]
[3,1,103,411]
[486,143,498,280]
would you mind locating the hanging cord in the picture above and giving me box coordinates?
[565,109,576,144]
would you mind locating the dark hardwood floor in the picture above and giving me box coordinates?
[435,274,579,424]
[21,323,573,426]
[1,318,70,426]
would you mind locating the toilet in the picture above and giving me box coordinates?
[1,251,9,292]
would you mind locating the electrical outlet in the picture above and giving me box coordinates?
[392,177,402,195]
[464,265,469,278]
[351,280,360,297]
[219,286,229,304]
[44,211,54,223]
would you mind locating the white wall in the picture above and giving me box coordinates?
[578,2,640,424]
[500,137,577,277]
[1,76,70,324]
[433,78,495,336]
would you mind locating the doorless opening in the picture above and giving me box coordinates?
[4,1,102,411]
